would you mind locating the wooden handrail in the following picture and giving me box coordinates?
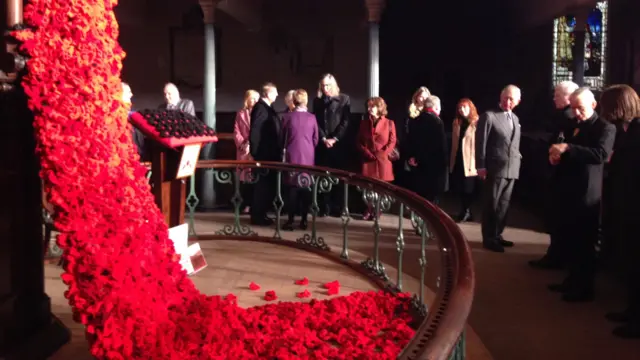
[195,160,475,360]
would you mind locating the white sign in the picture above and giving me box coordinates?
[176,143,202,179]
[167,223,207,275]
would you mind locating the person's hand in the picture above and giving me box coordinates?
[549,154,561,165]
[408,157,417,167]
[241,142,250,155]
[477,168,487,180]
[324,138,337,148]
[549,143,569,158]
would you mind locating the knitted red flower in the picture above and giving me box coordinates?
[264,290,278,301]
[295,277,309,285]
[248,282,260,291]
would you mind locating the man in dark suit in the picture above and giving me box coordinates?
[249,82,281,225]
[547,87,615,302]
[475,85,522,253]
[160,82,196,117]
[530,81,579,269]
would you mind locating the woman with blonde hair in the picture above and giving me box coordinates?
[312,73,351,216]
[233,89,260,213]
[450,98,480,222]
[398,87,430,188]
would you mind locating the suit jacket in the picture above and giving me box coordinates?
[159,99,196,117]
[555,113,615,208]
[475,109,522,179]
[249,99,282,161]
[312,93,351,142]
[358,116,396,181]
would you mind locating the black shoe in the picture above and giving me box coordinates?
[613,324,640,339]
[455,210,473,223]
[282,220,294,231]
[606,310,630,323]
[299,219,308,230]
[529,256,565,270]
[483,242,505,253]
[562,290,594,303]
[498,236,514,247]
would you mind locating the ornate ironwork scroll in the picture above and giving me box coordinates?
[340,183,350,259]
[296,174,337,251]
[396,204,405,290]
[361,257,389,280]
[272,168,285,239]
[216,168,257,237]
[361,188,394,273]
[186,174,199,236]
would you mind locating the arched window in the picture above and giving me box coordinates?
[552,1,608,89]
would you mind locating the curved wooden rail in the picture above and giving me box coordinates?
[195,160,475,360]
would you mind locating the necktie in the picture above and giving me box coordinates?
[506,112,514,132]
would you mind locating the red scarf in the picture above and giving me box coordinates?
[426,108,440,116]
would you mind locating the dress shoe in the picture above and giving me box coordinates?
[562,290,594,303]
[613,324,640,339]
[455,210,473,223]
[282,220,294,231]
[299,219,308,230]
[529,256,565,270]
[606,310,630,323]
[483,242,505,253]
[498,236,514,247]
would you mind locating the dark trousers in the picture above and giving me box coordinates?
[543,186,570,264]
[561,206,600,292]
[481,176,515,243]
[287,186,311,222]
[251,172,276,221]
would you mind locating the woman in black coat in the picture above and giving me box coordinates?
[600,84,640,339]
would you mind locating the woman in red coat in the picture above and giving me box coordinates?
[358,97,397,220]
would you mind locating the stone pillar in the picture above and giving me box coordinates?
[365,0,385,98]
[197,0,219,210]
[0,1,70,358]
[572,10,590,86]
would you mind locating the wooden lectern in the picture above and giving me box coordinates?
[130,110,217,228]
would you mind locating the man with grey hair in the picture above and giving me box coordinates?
[530,81,580,269]
[547,87,615,302]
[160,82,195,116]
[475,85,522,253]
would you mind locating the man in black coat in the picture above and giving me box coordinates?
[249,82,281,225]
[406,95,448,204]
[547,87,616,302]
[530,81,579,269]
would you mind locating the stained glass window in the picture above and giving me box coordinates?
[552,1,608,89]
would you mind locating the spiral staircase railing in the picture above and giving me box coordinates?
[44,160,475,360]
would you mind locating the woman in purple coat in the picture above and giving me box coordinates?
[281,89,319,230]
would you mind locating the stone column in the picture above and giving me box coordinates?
[572,10,590,86]
[365,0,385,98]
[0,1,70,358]
[197,0,220,210]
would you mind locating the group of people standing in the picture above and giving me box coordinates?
[528,81,640,338]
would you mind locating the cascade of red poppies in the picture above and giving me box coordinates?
[13,0,416,358]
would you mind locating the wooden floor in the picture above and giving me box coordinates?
[44,196,640,359]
